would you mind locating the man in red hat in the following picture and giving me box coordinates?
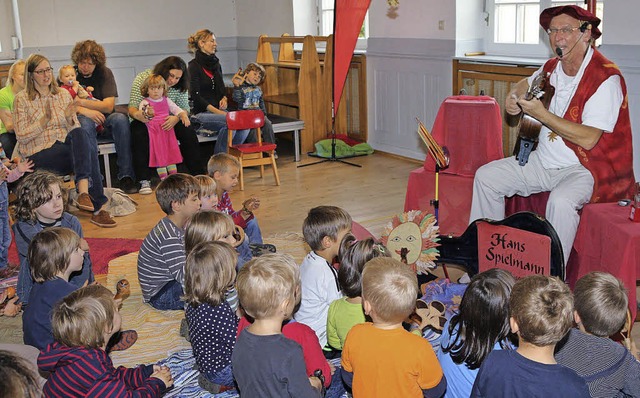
[470,5,634,265]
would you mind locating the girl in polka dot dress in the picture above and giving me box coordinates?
[183,241,238,392]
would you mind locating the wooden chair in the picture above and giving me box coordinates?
[226,110,280,191]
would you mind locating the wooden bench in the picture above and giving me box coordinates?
[98,114,304,188]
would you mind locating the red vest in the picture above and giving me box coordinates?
[542,49,635,203]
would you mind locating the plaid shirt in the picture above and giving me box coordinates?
[12,88,79,157]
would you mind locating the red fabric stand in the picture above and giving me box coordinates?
[566,203,640,320]
[406,96,504,236]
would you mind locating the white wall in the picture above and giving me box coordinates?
[236,0,294,37]
[368,0,455,39]
[18,0,238,47]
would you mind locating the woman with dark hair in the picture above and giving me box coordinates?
[187,29,251,155]
[129,56,204,194]
[12,54,114,227]
[437,268,516,398]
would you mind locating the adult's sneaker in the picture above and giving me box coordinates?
[120,177,138,194]
[139,180,152,195]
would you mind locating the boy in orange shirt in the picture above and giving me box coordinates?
[341,257,446,398]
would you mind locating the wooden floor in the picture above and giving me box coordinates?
[78,150,422,241]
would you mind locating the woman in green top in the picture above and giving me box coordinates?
[0,59,25,158]
[129,56,205,194]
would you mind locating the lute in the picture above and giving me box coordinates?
[513,72,555,166]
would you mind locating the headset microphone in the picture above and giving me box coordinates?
[555,22,589,59]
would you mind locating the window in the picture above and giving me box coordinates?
[486,0,603,57]
[318,0,369,39]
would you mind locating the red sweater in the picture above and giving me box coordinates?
[237,317,332,387]
[38,342,166,398]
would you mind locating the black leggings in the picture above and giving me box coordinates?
[131,119,206,181]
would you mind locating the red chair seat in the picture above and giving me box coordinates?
[233,142,277,153]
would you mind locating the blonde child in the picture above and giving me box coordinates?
[471,275,589,397]
[185,210,240,311]
[38,284,172,397]
[184,241,238,392]
[295,205,351,350]
[22,227,87,350]
[232,253,323,397]
[341,257,446,398]
[207,153,274,257]
[10,171,93,316]
[137,173,201,310]
[194,174,218,210]
[327,234,389,352]
[438,268,516,398]
[57,65,92,100]
[139,74,190,180]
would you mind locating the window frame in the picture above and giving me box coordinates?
[485,0,602,58]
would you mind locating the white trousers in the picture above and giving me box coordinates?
[469,151,594,265]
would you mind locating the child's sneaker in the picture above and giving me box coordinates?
[139,180,152,195]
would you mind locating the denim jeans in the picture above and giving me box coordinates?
[78,113,134,181]
[203,363,235,387]
[28,127,107,210]
[0,184,9,269]
[236,239,252,270]
[245,218,263,245]
[190,112,250,154]
[149,280,185,310]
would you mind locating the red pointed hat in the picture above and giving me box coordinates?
[540,5,601,40]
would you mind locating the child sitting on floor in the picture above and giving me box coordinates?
[471,275,589,397]
[137,173,200,310]
[327,233,389,352]
[295,205,351,351]
[207,153,274,257]
[184,241,238,393]
[38,284,172,397]
[8,171,93,317]
[22,227,88,350]
[194,174,218,210]
[233,254,324,397]
[555,271,640,397]
[341,257,447,398]
[438,268,516,398]
[0,349,42,398]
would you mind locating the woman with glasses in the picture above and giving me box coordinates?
[12,53,115,227]
[187,29,250,154]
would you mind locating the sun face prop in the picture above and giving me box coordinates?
[381,210,440,274]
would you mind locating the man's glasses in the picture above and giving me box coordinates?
[33,67,54,75]
[546,26,582,36]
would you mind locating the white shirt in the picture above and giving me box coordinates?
[527,47,623,169]
[294,251,342,347]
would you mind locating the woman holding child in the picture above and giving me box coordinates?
[12,54,113,227]
[129,56,205,194]
[187,29,250,154]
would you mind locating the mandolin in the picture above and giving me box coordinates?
[513,72,555,166]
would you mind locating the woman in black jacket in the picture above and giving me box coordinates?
[187,29,249,154]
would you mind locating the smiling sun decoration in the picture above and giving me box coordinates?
[381,210,440,274]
